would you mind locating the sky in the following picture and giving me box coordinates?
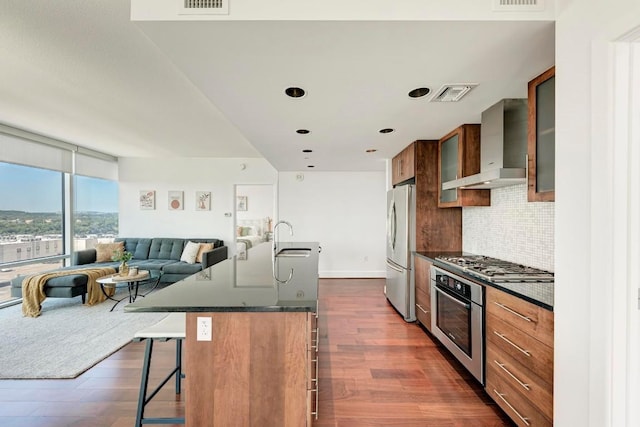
[0,162,118,212]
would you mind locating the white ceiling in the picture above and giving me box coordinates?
[0,0,555,172]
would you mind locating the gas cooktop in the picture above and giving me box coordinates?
[435,255,554,283]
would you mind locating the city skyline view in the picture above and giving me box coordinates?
[0,162,118,213]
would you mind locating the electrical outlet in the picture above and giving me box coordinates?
[197,316,212,341]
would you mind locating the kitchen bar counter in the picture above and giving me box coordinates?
[415,251,553,310]
[127,241,321,426]
[125,241,319,313]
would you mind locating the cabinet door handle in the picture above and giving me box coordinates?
[493,389,531,426]
[494,360,531,391]
[416,303,429,314]
[493,301,533,322]
[493,331,531,357]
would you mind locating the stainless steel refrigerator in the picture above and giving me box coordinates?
[385,184,416,322]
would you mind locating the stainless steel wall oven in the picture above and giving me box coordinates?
[430,265,484,384]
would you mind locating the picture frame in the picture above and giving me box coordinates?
[139,190,155,210]
[168,191,184,210]
[236,196,248,211]
[196,191,211,211]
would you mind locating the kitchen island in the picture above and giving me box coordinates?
[126,241,320,426]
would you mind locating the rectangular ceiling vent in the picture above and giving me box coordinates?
[430,84,478,103]
[493,0,544,12]
[178,0,229,15]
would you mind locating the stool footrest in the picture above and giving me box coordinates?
[141,418,185,424]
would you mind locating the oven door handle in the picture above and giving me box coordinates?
[435,286,470,310]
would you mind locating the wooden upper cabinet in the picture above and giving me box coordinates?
[528,66,555,202]
[391,142,416,185]
[437,124,490,208]
[391,140,463,252]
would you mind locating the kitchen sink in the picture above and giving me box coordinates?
[275,247,312,258]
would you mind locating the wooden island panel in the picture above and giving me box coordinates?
[185,311,308,427]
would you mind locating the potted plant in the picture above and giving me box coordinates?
[112,250,133,276]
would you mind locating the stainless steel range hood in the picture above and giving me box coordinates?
[442,98,528,190]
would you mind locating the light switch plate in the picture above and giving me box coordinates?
[197,316,212,341]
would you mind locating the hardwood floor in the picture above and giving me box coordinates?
[0,278,513,426]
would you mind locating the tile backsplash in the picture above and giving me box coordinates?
[462,184,554,271]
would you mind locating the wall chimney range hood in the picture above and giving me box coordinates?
[442,98,528,190]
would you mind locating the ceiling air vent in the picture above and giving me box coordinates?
[493,0,544,12]
[178,0,229,15]
[430,84,477,103]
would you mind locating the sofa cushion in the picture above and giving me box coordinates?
[196,243,214,263]
[180,241,201,264]
[116,238,152,260]
[162,261,204,275]
[149,238,185,261]
[129,259,176,272]
[95,242,124,262]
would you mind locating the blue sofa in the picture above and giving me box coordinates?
[10,237,228,301]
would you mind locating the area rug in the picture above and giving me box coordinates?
[0,295,168,379]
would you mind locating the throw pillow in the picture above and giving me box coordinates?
[180,241,201,264]
[95,242,125,263]
[196,243,214,263]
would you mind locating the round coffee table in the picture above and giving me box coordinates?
[97,270,161,311]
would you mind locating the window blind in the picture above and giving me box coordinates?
[0,124,118,180]
[75,151,118,181]
[0,131,73,173]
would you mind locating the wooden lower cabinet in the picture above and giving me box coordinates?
[485,287,554,426]
[414,255,432,331]
[185,311,318,426]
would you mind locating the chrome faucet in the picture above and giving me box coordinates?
[272,220,293,254]
[272,220,294,284]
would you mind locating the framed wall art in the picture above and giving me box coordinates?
[168,191,184,210]
[196,191,211,211]
[139,190,155,210]
[236,196,248,211]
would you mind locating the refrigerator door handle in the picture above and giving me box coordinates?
[389,202,397,251]
[386,259,404,273]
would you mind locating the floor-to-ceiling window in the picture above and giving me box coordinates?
[74,175,118,251]
[0,127,118,306]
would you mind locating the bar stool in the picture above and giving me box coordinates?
[133,312,186,426]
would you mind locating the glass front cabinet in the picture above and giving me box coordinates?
[528,66,555,202]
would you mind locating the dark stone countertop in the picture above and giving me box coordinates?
[415,251,554,311]
[125,241,319,313]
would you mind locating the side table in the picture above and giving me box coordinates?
[97,270,161,311]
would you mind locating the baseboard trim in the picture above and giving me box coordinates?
[319,271,385,279]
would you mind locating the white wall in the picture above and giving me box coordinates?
[463,184,554,271]
[118,160,386,278]
[118,157,277,246]
[278,171,386,278]
[236,184,274,223]
[556,1,640,426]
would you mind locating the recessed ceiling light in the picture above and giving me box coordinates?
[307,165,315,168]
[379,128,394,134]
[366,149,377,153]
[285,87,306,98]
[302,149,313,153]
[296,129,310,134]
[408,87,431,98]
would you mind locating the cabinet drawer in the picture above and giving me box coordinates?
[414,261,431,295]
[415,286,431,331]
[487,374,552,427]
[486,346,553,420]
[486,287,554,348]
[486,313,553,385]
